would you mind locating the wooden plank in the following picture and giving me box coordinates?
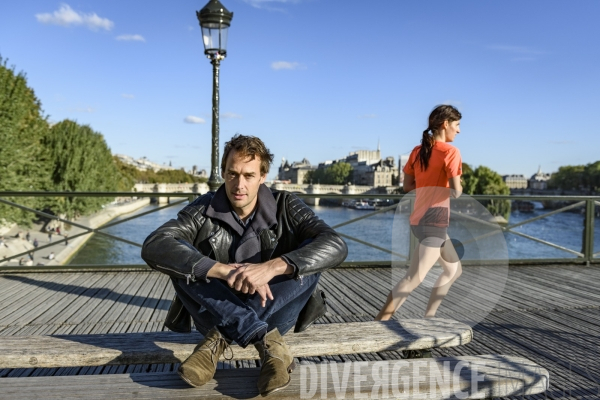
[0,356,549,399]
[512,266,600,307]
[0,273,56,307]
[28,273,113,326]
[115,272,163,324]
[0,273,102,328]
[101,273,157,332]
[467,319,600,399]
[0,273,82,322]
[0,319,471,369]
[129,273,171,325]
[147,277,175,324]
[71,272,142,334]
[57,272,123,326]
[471,314,600,396]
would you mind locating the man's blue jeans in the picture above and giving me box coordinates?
[171,272,320,348]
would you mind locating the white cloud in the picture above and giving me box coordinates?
[243,0,301,9]
[271,61,305,70]
[121,94,135,99]
[184,116,206,124]
[35,4,114,31]
[222,112,242,119]
[116,34,145,42]
[358,114,377,119]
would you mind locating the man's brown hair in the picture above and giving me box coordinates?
[221,134,274,176]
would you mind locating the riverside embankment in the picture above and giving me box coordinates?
[0,198,150,267]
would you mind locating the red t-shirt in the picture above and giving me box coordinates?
[403,142,462,226]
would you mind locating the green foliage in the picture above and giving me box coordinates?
[43,120,122,219]
[304,162,353,185]
[2,57,208,225]
[0,57,50,225]
[548,163,600,192]
[586,161,600,192]
[114,157,207,184]
[462,163,511,218]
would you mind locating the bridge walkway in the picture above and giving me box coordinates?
[0,264,599,398]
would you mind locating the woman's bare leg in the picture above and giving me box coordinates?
[375,242,441,320]
[425,236,462,318]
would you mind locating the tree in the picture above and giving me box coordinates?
[0,58,51,225]
[462,164,511,218]
[585,161,600,192]
[304,162,353,185]
[327,162,353,185]
[43,120,122,219]
[461,163,477,195]
[548,165,585,191]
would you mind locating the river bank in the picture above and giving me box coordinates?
[0,198,150,267]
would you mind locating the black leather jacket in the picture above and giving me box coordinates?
[141,188,348,284]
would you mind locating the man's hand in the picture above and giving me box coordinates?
[227,258,293,306]
[254,284,273,308]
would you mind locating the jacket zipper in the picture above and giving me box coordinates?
[155,264,196,285]
[186,273,196,285]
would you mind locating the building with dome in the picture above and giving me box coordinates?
[529,166,552,190]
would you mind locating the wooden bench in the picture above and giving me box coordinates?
[0,319,550,398]
[0,356,549,399]
[0,319,471,369]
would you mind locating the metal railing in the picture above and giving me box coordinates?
[0,191,598,271]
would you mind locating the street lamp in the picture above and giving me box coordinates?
[196,0,233,191]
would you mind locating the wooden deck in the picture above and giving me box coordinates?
[1,264,599,399]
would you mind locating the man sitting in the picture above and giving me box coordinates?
[141,134,347,396]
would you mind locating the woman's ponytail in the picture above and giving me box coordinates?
[417,128,435,171]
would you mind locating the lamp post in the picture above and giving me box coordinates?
[197,0,233,191]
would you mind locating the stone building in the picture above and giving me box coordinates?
[352,156,397,186]
[279,143,399,187]
[503,174,528,189]
[318,145,398,187]
[398,154,410,185]
[529,166,551,190]
[277,158,316,184]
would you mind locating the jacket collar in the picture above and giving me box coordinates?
[205,184,277,236]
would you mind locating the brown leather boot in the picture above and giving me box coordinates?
[177,327,232,387]
[254,328,296,396]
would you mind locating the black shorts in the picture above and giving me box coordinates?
[410,225,447,248]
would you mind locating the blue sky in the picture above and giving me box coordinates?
[1,0,599,180]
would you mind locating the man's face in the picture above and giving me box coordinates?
[222,150,266,218]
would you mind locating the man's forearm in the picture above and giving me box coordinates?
[268,257,295,276]
[207,262,236,279]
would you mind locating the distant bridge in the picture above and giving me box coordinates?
[133,182,387,205]
[268,183,377,205]
[133,183,209,204]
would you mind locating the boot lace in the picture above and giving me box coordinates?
[204,336,234,363]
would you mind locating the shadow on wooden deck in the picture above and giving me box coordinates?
[1,264,599,399]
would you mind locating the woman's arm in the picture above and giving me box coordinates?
[403,174,416,192]
[449,176,463,198]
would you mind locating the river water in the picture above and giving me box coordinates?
[69,201,600,265]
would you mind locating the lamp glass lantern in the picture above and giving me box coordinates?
[197,0,233,58]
